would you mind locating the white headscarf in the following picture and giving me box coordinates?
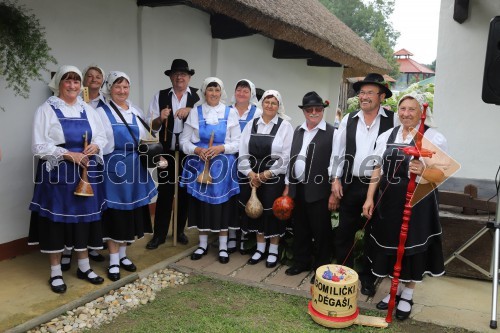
[230,79,258,105]
[101,71,131,100]
[398,91,436,127]
[258,89,290,121]
[48,65,83,96]
[197,77,228,106]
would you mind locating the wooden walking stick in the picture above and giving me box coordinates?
[173,148,179,246]
[385,103,433,323]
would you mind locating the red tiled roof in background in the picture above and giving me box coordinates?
[394,48,414,57]
[397,58,435,74]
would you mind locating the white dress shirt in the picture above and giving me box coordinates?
[179,102,241,155]
[95,100,149,155]
[32,96,107,170]
[87,93,106,110]
[238,114,294,177]
[146,87,192,151]
[329,107,399,178]
[287,119,327,183]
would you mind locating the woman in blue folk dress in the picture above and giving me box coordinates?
[180,77,241,264]
[96,71,157,281]
[28,65,107,293]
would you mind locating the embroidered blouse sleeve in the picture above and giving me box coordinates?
[238,119,253,176]
[32,103,68,169]
[95,105,115,155]
[180,108,200,155]
[269,120,294,175]
[222,108,241,154]
[85,104,107,161]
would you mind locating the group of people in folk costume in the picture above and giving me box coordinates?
[28,60,448,321]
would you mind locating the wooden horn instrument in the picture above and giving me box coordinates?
[196,131,214,184]
[74,131,94,196]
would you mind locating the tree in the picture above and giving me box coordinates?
[371,28,400,78]
[0,0,56,100]
[425,59,436,72]
[319,0,400,77]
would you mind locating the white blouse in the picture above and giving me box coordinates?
[232,104,263,121]
[179,102,241,155]
[373,124,449,181]
[238,114,294,177]
[32,96,107,170]
[95,100,150,155]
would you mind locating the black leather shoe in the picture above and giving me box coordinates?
[107,265,120,281]
[191,247,208,260]
[376,295,401,310]
[247,250,265,265]
[146,237,165,250]
[177,233,189,245]
[265,253,278,268]
[60,254,72,272]
[361,282,376,296]
[285,265,310,276]
[89,251,105,262]
[77,268,104,285]
[120,257,137,272]
[395,298,413,320]
[49,276,67,294]
[218,249,230,264]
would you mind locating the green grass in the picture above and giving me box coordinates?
[88,275,472,333]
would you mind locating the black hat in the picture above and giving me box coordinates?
[298,91,328,109]
[352,73,392,98]
[164,59,195,76]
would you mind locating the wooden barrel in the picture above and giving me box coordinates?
[308,264,359,328]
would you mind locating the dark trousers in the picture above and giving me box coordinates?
[335,177,374,284]
[292,184,333,270]
[153,151,188,240]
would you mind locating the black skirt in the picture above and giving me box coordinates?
[102,205,152,243]
[187,195,239,232]
[368,181,445,282]
[28,212,103,253]
[239,174,286,238]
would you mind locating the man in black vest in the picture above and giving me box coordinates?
[330,73,397,295]
[146,59,200,249]
[283,92,336,284]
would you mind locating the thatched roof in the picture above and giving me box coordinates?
[188,0,391,76]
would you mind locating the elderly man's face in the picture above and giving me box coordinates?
[170,71,190,92]
[303,106,324,129]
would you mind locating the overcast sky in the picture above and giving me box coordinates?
[390,0,441,65]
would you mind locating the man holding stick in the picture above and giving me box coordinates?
[146,59,200,249]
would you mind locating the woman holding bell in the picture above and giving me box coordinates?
[96,71,157,281]
[28,65,107,293]
[238,90,294,268]
[362,92,448,320]
[179,77,241,264]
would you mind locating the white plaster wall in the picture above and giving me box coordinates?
[0,0,140,244]
[435,0,500,180]
[0,1,343,245]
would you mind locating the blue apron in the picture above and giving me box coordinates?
[101,104,157,210]
[29,105,106,223]
[236,104,257,132]
[181,105,239,204]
